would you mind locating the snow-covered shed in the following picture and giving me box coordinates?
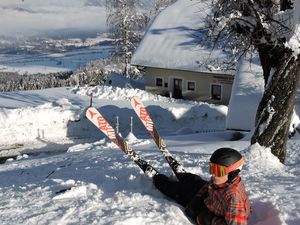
[131,0,234,105]
[226,54,299,132]
[226,54,264,131]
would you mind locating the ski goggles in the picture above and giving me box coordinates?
[209,158,244,177]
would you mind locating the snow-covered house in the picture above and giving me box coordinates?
[131,0,234,105]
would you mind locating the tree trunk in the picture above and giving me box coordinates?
[123,4,129,77]
[280,0,293,10]
[251,49,300,163]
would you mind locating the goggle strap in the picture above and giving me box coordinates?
[226,158,244,174]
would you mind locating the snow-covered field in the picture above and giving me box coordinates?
[0,75,299,225]
[0,39,113,74]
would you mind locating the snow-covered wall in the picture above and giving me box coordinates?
[226,54,264,131]
[0,99,80,146]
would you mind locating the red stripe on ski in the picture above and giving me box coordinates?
[86,106,159,177]
[130,97,186,174]
[87,108,116,139]
[131,98,154,132]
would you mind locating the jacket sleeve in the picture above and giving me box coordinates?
[210,195,249,225]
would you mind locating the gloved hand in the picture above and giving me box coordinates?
[195,205,214,225]
[185,197,213,225]
[185,195,203,221]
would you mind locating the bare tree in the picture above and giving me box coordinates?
[205,0,300,162]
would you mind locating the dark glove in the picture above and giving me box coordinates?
[185,197,213,225]
[195,205,214,225]
[185,196,203,221]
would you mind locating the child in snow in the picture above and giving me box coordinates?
[153,148,251,225]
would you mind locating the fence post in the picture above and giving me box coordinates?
[89,93,93,107]
[130,116,133,133]
[116,116,119,134]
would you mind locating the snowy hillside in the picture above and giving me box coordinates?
[0,74,299,225]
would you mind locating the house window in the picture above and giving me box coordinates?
[187,81,195,91]
[164,82,168,88]
[211,84,221,100]
[156,78,163,87]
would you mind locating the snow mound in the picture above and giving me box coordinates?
[53,184,93,200]
[127,134,151,146]
[67,143,95,152]
[72,77,197,104]
[249,201,281,225]
[0,98,80,146]
[74,85,174,102]
[244,143,285,175]
[53,181,99,200]
[126,132,138,143]
[104,73,145,90]
[67,139,117,152]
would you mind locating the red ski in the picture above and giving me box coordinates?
[86,106,158,178]
[130,97,186,174]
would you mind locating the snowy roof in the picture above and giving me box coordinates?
[131,0,232,74]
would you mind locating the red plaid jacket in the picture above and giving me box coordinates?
[196,176,251,225]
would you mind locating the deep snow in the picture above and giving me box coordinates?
[0,0,300,224]
[0,75,299,225]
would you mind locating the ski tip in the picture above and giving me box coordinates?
[85,107,97,119]
[131,97,142,108]
[131,97,137,103]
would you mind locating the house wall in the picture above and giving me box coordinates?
[144,67,234,105]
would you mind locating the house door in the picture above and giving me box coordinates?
[173,79,183,99]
